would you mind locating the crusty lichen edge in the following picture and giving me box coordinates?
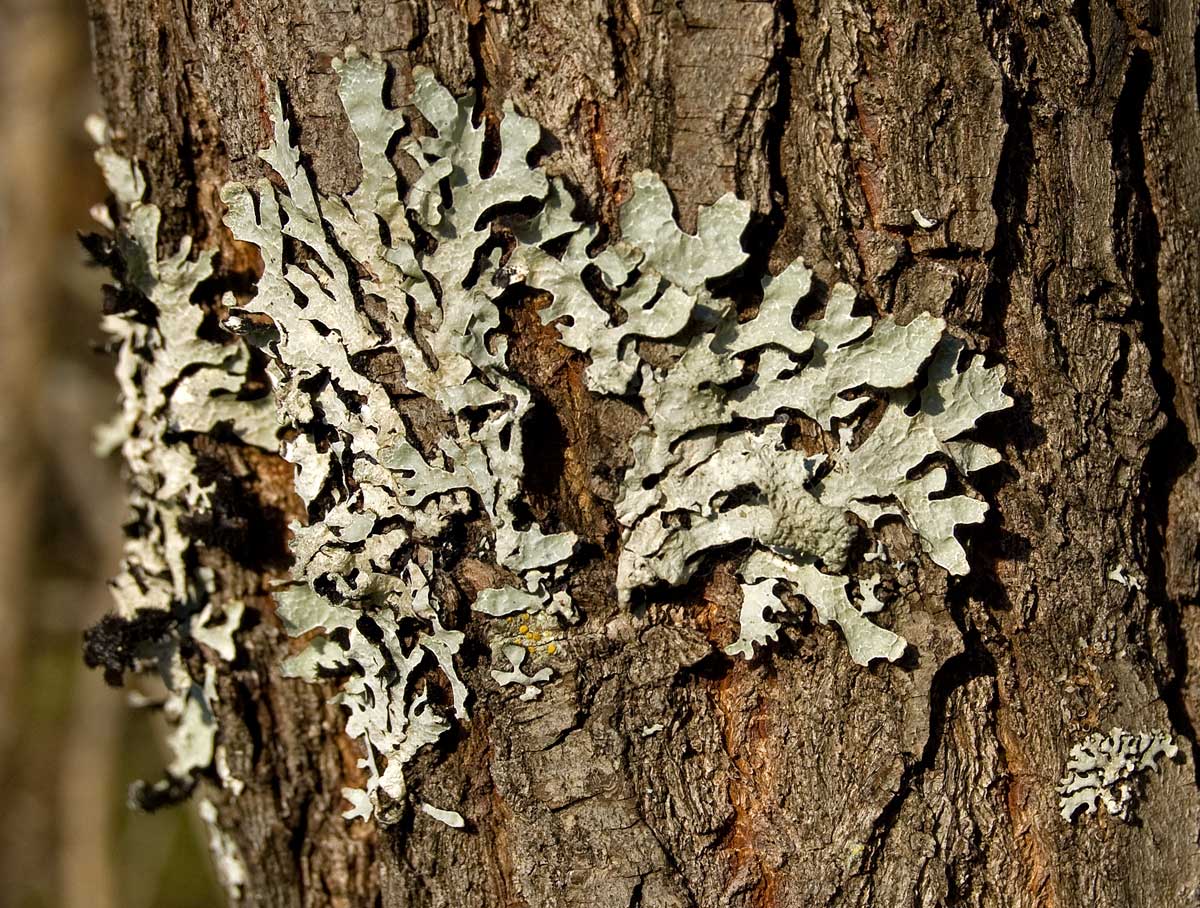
[91,46,1017,830]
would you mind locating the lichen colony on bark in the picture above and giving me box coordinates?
[80,0,1200,904]
[83,115,275,810]
[209,48,1008,824]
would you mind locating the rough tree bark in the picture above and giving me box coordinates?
[86,1,1200,906]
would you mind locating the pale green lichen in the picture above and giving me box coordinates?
[517,173,1010,664]
[1058,727,1177,822]
[491,643,553,701]
[198,798,248,900]
[420,802,466,829]
[89,115,274,801]
[1107,563,1144,591]
[214,48,1010,826]
[192,599,246,662]
[222,49,579,822]
[274,559,466,819]
[723,579,785,660]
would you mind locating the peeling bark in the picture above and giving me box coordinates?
[88,1,1200,906]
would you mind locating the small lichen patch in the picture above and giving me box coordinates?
[1057,727,1177,822]
[1106,564,1144,591]
[492,643,553,701]
[275,559,466,819]
[420,802,466,829]
[192,600,246,662]
[199,799,248,900]
[724,580,785,660]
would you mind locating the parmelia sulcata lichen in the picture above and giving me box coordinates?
[512,176,1011,663]
[1057,728,1177,822]
[221,51,582,822]
[86,115,276,806]
[96,47,1008,825]
[216,49,1010,821]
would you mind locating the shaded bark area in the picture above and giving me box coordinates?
[87,1,1200,907]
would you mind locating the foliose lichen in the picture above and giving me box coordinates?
[511,136,1011,665]
[87,115,276,806]
[1057,727,1177,822]
[100,47,1008,827]
[221,50,581,822]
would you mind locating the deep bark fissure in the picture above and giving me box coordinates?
[756,0,798,256]
[1112,45,1200,780]
[860,643,998,883]
[976,0,1033,353]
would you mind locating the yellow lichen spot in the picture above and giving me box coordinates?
[546,643,557,655]
[529,631,542,642]
[518,624,529,634]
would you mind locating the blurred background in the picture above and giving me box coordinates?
[0,1,222,905]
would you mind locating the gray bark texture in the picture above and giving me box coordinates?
[87,1,1200,906]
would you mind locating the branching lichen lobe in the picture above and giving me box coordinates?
[1057,727,1177,822]
[222,50,581,822]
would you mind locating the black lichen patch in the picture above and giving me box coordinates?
[83,608,175,686]
[127,773,196,812]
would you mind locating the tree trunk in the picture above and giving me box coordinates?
[86,1,1200,907]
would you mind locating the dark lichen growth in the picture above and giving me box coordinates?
[83,608,175,686]
[127,773,197,812]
